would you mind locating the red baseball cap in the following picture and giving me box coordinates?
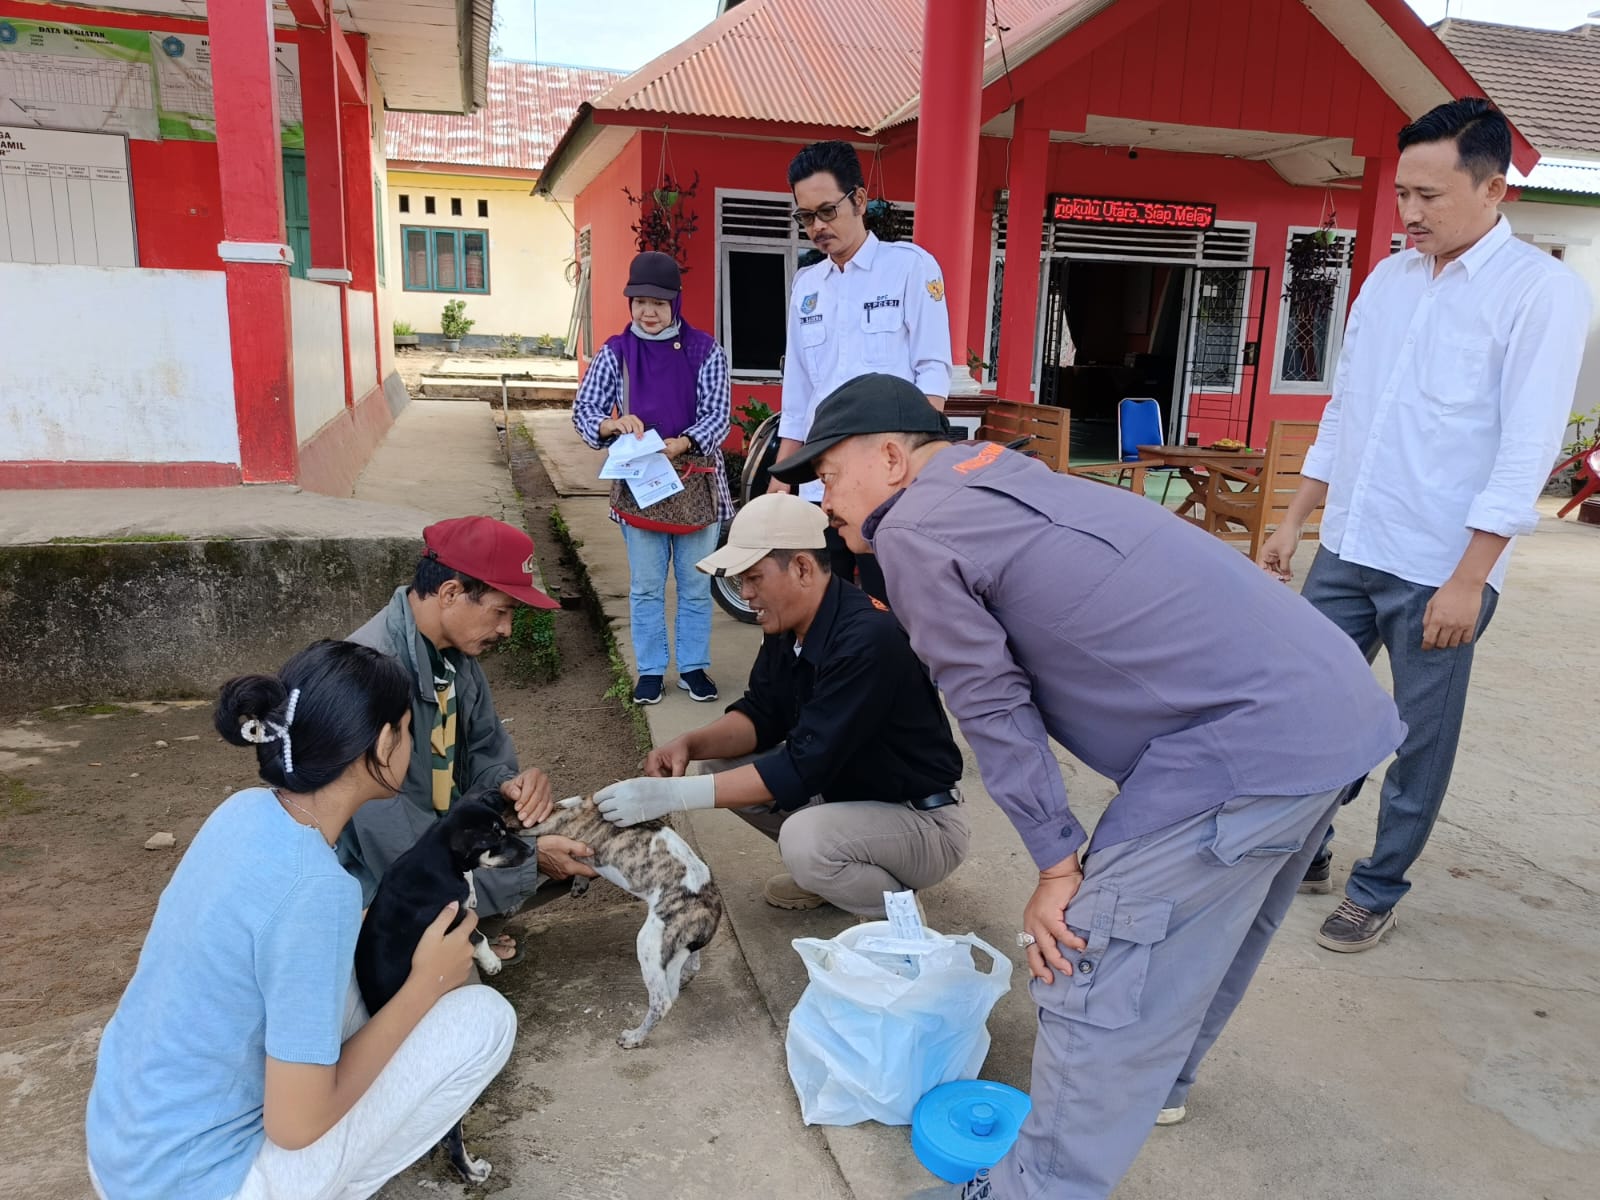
[422,517,559,609]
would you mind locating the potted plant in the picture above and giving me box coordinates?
[392,319,419,348]
[550,335,567,358]
[440,299,474,352]
[497,331,525,358]
[534,333,555,357]
[722,398,775,491]
[1553,404,1600,494]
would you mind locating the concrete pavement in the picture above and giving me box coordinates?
[527,406,1600,1200]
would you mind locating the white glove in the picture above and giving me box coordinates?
[595,774,715,827]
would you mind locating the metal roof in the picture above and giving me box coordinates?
[385,61,624,171]
[593,0,1065,131]
[1511,155,1600,195]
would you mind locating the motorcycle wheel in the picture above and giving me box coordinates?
[709,413,784,625]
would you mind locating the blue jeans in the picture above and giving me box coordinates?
[1301,547,1498,913]
[618,521,720,677]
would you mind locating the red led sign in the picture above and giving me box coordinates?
[1050,194,1217,231]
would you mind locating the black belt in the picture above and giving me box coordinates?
[910,788,961,812]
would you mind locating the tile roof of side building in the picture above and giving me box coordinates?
[385,60,627,171]
[1434,19,1600,155]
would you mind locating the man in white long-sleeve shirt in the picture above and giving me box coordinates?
[1262,98,1591,953]
[769,140,952,602]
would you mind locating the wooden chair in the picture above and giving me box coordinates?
[977,399,1070,473]
[1201,420,1323,558]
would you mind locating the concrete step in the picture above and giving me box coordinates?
[419,376,578,405]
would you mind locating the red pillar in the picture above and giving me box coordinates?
[913,0,987,389]
[341,82,380,401]
[300,27,347,275]
[1349,152,1398,309]
[997,105,1050,402]
[212,0,296,482]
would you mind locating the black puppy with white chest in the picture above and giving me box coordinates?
[354,796,533,1185]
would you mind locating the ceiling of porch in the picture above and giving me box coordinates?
[54,0,490,113]
[980,112,1364,186]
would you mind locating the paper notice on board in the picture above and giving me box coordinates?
[0,19,158,140]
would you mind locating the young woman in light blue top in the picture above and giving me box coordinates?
[86,640,516,1200]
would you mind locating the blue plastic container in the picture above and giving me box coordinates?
[911,1079,1032,1184]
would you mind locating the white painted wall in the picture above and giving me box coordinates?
[347,288,378,396]
[290,276,347,442]
[1503,199,1600,418]
[0,263,239,463]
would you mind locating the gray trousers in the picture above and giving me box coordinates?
[698,755,970,916]
[1301,547,1497,913]
[991,789,1341,1200]
[734,796,970,917]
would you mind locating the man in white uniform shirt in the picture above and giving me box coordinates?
[1262,98,1590,953]
[770,140,952,602]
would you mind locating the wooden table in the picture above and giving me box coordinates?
[1136,444,1265,522]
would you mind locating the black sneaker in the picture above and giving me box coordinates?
[632,675,664,705]
[1298,853,1333,895]
[1315,897,1397,953]
[677,669,719,702]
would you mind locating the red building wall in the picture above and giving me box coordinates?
[0,2,301,272]
[571,0,1410,443]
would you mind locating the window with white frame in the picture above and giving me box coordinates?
[1273,227,1354,393]
[1515,232,1568,260]
[714,189,914,377]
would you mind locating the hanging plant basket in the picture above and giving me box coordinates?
[1284,219,1341,318]
[625,170,700,272]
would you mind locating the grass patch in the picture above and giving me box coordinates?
[549,504,582,550]
[546,506,652,757]
[40,702,135,721]
[605,638,654,757]
[502,606,561,684]
[513,421,536,448]
[47,533,186,545]
[1,775,42,817]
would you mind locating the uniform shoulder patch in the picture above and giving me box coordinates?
[926,278,945,302]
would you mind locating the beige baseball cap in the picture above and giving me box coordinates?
[696,494,829,577]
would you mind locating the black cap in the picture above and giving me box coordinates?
[623,251,681,300]
[770,373,953,485]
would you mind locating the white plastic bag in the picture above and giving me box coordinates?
[785,922,1013,1126]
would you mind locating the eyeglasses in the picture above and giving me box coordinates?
[792,192,856,229]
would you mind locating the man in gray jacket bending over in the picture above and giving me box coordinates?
[338,516,596,964]
[771,375,1405,1200]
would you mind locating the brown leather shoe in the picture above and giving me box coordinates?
[763,873,827,910]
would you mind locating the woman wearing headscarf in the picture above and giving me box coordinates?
[573,251,732,706]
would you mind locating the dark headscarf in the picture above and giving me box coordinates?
[604,291,717,439]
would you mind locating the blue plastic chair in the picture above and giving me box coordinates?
[1116,398,1178,503]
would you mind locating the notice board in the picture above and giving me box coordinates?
[0,126,137,266]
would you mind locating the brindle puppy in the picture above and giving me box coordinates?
[529,796,723,1047]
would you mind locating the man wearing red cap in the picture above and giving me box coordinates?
[337,517,597,964]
